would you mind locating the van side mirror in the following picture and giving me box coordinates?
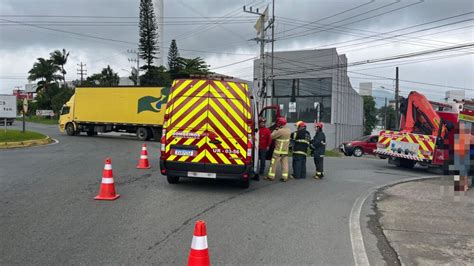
[255,128,259,133]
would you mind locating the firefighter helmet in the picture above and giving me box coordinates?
[315,122,323,129]
[276,117,287,127]
[295,121,306,128]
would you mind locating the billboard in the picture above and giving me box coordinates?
[0,95,17,118]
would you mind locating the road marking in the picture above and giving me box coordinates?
[349,175,439,266]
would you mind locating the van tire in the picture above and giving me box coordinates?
[66,123,76,136]
[167,176,180,184]
[137,127,150,141]
[240,178,250,189]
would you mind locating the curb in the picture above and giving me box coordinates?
[0,136,54,149]
[349,175,440,266]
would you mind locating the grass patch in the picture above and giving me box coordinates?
[24,116,58,125]
[325,149,343,157]
[0,129,46,142]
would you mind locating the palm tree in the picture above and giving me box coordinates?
[177,57,209,75]
[99,65,120,86]
[28,58,61,92]
[50,49,70,87]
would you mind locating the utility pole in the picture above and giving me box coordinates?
[270,0,275,107]
[384,97,388,129]
[395,67,399,129]
[243,5,272,110]
[128,49,140,86]
[76,62,86,85]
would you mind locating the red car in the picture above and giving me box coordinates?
[339,135,379,157]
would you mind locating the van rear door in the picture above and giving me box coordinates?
[165,79,210,166]
[205,80,250,167]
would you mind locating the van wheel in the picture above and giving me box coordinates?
[137,127,150,141]
[240,178,250,189]
[167,176,180,184]
[66,123,76,136]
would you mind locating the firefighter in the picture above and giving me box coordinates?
[312,122,326,179]
[265,117,291,182]
[291,121,311,179]
[253,117,271,181]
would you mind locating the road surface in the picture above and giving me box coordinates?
[0,123,431,264]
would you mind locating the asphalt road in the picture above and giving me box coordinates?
[0,123,432,264]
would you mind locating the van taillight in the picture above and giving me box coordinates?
[160,128,166,156]
[246,134,252,163]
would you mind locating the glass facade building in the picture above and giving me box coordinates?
[273,78,332,123]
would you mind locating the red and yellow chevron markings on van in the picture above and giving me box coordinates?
[376,130,436,161]
[164,79,251,165]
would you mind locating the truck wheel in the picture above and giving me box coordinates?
[353,147,363,157]
[66,123,76,136]
[400,159,416,169]
[167,176,180,184]
[137,127,150,141]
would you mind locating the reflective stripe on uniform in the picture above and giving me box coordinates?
[295,139,310,144]
[294,151,307,155]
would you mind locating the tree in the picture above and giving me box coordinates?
[99,65,120,86]
[141,66,172,86]
[379,106,397,130]
[51,87,74,115]
[168,39,180,74]
[139,0,159,70]
[84,65,120,86]
[50,49,70,87]
[176,57,209,77]
[35,83,61,111]
[363,96,377,135]
[28,58,61,92]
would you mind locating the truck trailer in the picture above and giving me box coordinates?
[59,86,169,140]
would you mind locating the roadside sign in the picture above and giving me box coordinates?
[0,95,17,118]
[36,110,54,117]
[289,102,296,113]
[23,98,28,114]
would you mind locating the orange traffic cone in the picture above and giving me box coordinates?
[137,144,151,169]
[187,220,210,266]
[94,158,120,200]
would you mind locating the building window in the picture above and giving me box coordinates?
[272,78,332,123]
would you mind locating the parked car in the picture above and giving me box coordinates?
[340,135,379,157]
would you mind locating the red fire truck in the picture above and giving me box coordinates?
[375,91,464,170]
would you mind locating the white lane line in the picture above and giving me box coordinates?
[349,175,440,266]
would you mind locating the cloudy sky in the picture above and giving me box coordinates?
[1,0,473,101]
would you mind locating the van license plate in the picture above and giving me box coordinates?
[188,172,216,179]
[174,149,195,156]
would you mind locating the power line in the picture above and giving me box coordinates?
[274,0,376,37]
[277,0,424,41]
[0,18,136,45]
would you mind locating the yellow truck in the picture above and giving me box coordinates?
[59,86,169,140]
